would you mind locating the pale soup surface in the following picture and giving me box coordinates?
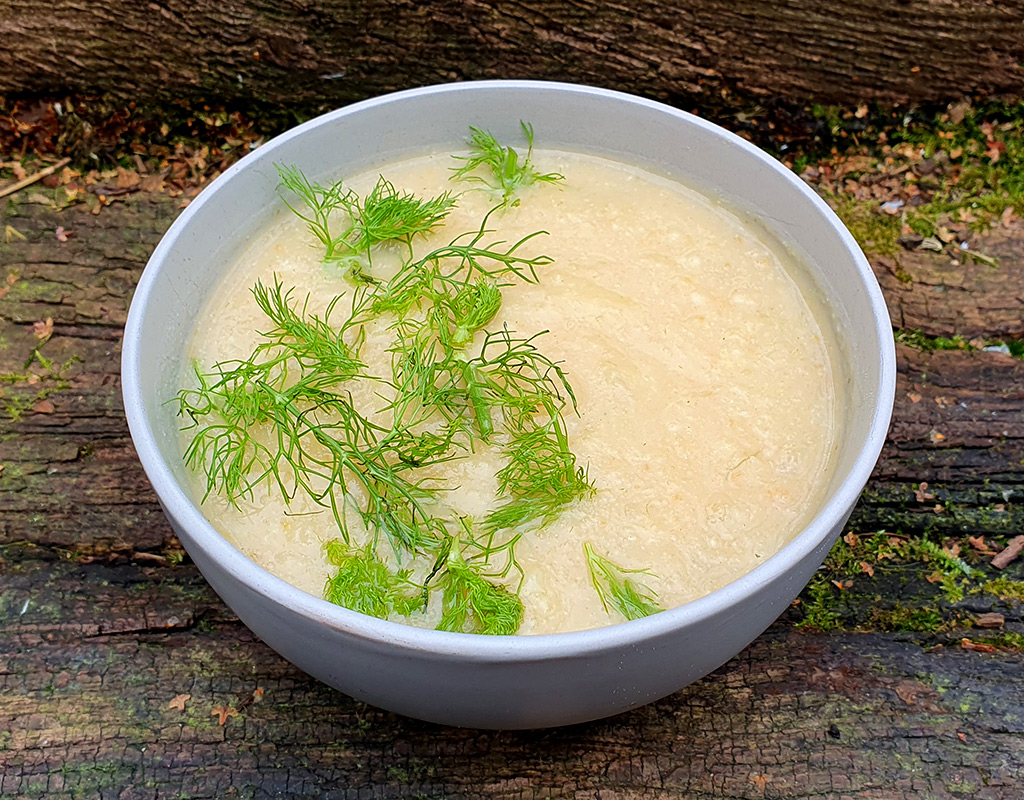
[183,149,838,634]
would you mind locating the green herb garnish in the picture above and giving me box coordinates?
[179,126,659,634]
[277,167,456,264]
[437,546,524,635]
[584,543,664,621]
[340,175,456,256]
[275,165,351,261]
[451,122,564,204]
[324,540,424,619]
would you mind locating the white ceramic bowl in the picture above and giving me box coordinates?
[122,81,895,728]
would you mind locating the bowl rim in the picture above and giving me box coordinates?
[122,79,896,659]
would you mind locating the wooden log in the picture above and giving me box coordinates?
[1,559,1022,798]
[2,178,1024,797]
[1,1,1024,108]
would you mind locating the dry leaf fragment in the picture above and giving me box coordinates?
[33,317,53,341]
[947,100,971,125]
[968,536,993,554]
[957,732,968,743]
[139,173,165,192]
[894,681,926,705]
[961,638,997,654]
[32,399,55,414]
[908,392,922,403]
[116,167,141,189]
[238,687,265,711]
[4,225,26,243]
[992,535,1024,569]
[212,705,239,725]
[930,431,946,443]
[168,693,190,711]
[975,613,1005,629]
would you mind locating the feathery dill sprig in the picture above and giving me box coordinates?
[184,126,621,634]
[277,166,455,264]
[276,165,352,261]
[437,546,524,635]
[485,410,595,532]
[584,543,664,622]
[177,278,364,502]
[341,176,457,256]
[251,279,364,377]
[369,209,552,319]
[323,540,425,618]
[177,278,449,549]
[451,122,564,203]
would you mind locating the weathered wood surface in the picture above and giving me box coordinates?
[2,0,1024,108]
[877,219,1024,340]
[1,189,1023,797]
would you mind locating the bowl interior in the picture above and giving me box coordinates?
[125,81,893,643]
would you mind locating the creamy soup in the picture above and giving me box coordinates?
[180,146,839,634]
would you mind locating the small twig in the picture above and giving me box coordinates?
[0,157,72,200]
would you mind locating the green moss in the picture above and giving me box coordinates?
[939,573,966,603]
[980,578,1024,602]
[870,604,944,633]
[832,196,903,258]
[59,759,138,791]
[793,523,998,632]
[976,632,1024,651]
[895,102,1024,216]
[810,104,846,137]
[894,329,975,352]
[893,329,1024,362]
[804,100,1024,279]
[796,576,842,631]
[0,348,79,421]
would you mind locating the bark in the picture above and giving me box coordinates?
[1,1,1024,108]
[876,219,1024,339]
[2,559,1022,799]
[1,192,1024,797]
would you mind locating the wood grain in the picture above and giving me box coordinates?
[1,1,1023,107]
